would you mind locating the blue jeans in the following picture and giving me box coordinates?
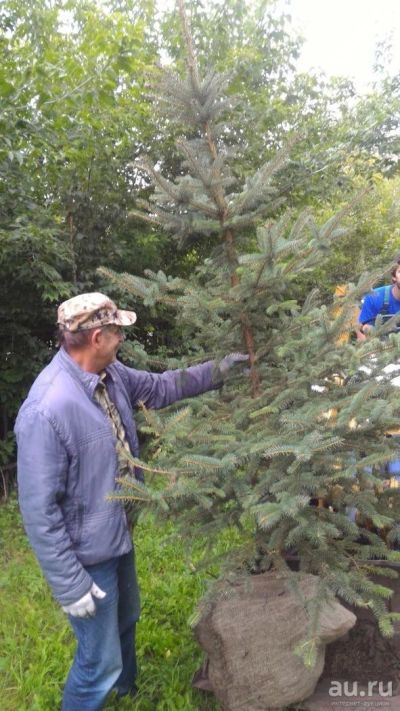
[62,548,140,711]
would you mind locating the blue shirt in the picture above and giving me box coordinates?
[359,285,400,326]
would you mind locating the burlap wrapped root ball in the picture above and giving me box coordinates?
[193,571,356,711]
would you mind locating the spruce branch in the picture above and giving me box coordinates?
[177,137,216,188]
[177,0,201,95]
[226,135,299,217]
[224,199,286,231]
[163,406,191,435]
[129,211,160,227]
[137,401,163,437]
[118,450,178,479]
[137,157,220,218]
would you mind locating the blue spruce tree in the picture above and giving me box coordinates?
[102,0,400,657]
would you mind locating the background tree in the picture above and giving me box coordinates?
[0,0,160,485]
[2,0,400,500]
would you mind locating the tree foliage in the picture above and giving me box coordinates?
[2,0,400,510]
[0,0,160,474]
[105,2,400,648]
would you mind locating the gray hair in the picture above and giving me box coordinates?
[57,327,95,352]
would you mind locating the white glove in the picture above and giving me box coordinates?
[215,353,250,381]
[217,353,249,377]
[62,583,106,618]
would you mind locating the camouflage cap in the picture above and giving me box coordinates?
[57,292,137,332]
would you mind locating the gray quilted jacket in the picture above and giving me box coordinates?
[15,347,217,605]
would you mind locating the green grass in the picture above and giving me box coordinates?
[0,497,220,710]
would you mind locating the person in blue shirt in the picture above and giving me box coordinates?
[358,259,400,339]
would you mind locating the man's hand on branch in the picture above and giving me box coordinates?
[216,352,250,379]
[62,583,106,618]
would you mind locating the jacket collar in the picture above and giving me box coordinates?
[57,347,108,399]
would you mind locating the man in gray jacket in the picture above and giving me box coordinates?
[15,292,242,710]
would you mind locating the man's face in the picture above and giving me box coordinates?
[97,324,125,366]
[394,266,400,288]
